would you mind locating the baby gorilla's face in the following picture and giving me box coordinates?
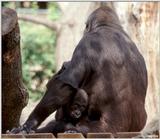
[69,89,88,119]
[70,104,83,119]
[69,97,87,119]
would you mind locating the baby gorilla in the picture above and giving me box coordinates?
[69,89,88,119]
[56,88,88,124]
[35,89,88,134]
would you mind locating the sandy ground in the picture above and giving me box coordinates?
[20,100,56,128]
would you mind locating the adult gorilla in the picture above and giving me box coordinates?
[9,7,147,135]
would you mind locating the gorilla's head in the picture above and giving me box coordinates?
[85,7,121,32]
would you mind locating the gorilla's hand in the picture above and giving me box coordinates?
[6,125,35,134]
[64,123,79,133]
[64,129,78,133]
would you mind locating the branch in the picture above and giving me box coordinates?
[18,14,60,31]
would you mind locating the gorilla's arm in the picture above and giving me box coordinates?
[10,80,76,133]
[9,39,89,133]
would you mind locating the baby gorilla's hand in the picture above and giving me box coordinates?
[6,125,35,134]
[64,123,78,133]
[64,130,78,133]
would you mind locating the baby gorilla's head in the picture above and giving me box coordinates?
[69,89,88,119]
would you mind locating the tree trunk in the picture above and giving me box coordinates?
[2,8,28,133]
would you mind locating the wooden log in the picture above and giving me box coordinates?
[115,132,158,138]
[25,133,55,138]
[57,133,84,138]
[2,133,55,139]
[87,133,113,138]
[115,132,140,138]
[143,135,159,138]
[2,134,25,138]
[2,7,28,133]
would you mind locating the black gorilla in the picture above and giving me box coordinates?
[9,6,147,136]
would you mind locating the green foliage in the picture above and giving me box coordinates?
[20,21,56,101]
[2,2,16,9]
[47,3,61,20]
[30,2,39,9]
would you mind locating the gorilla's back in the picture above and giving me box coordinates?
[85,26,147,132]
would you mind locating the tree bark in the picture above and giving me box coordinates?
[2,7,28,133]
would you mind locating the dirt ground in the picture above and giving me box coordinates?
[20,100,56,128]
